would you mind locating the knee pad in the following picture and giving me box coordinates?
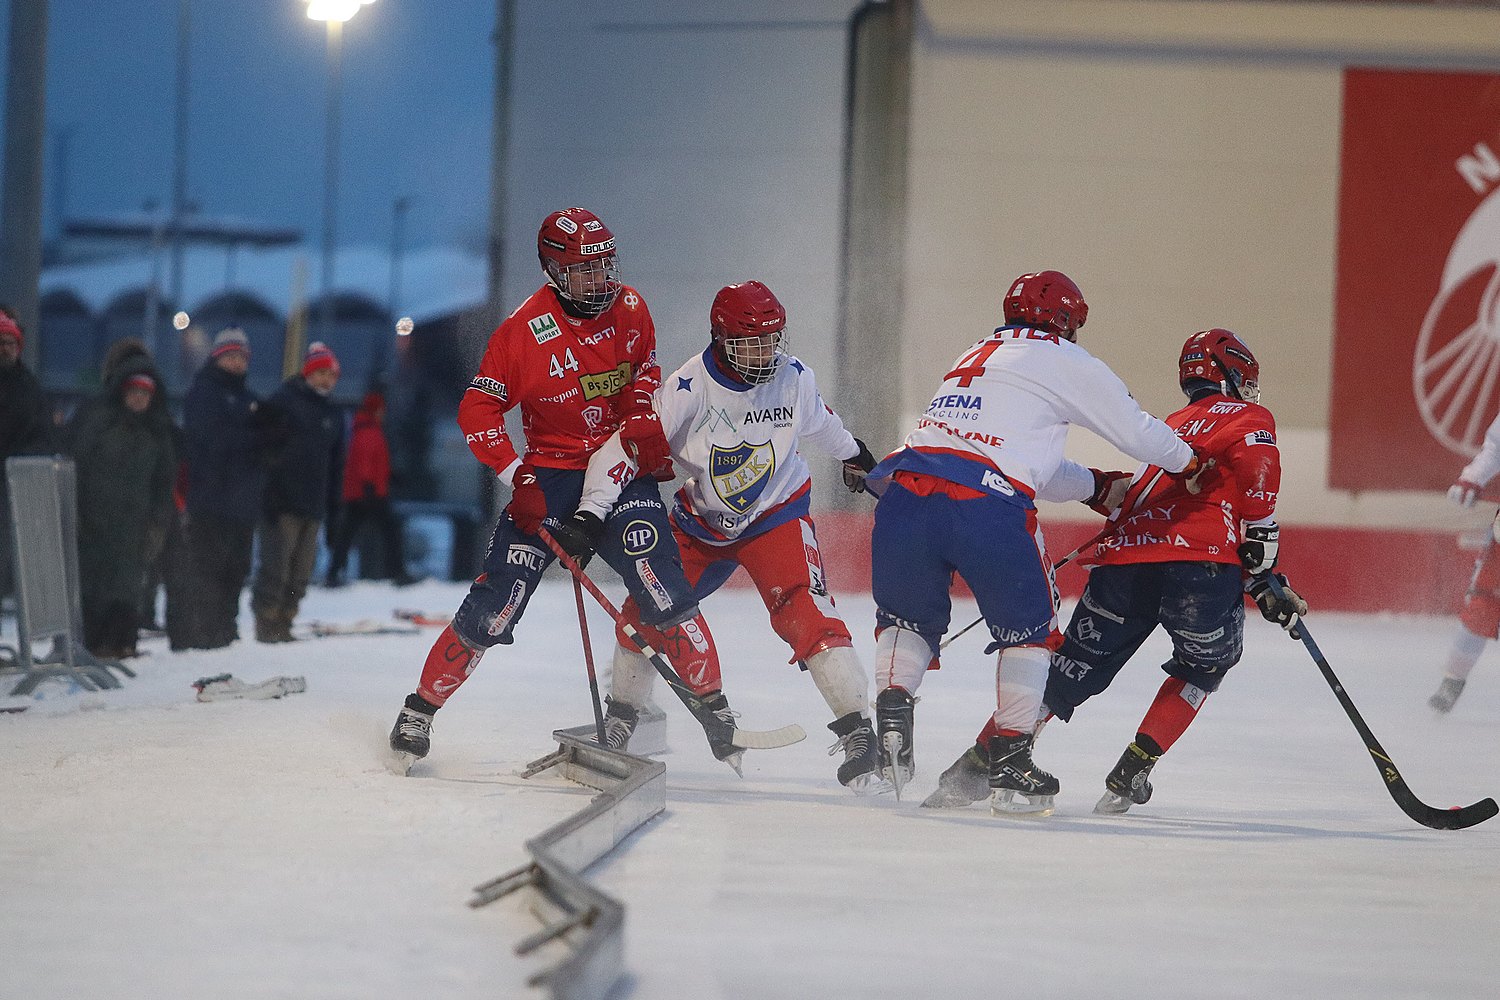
[451,578,531,649]
[772,591,853,664]
[1163,653,1230,694]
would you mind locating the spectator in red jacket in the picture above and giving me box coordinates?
[326,391,413,587]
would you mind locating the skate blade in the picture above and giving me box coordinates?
[843,772,891,797]
[990,789,1055,818]
[881,732,910,801]
[721,751,745,777]
[920,784,987,809]
[387,751,418,777]
[1093,790,1133,815]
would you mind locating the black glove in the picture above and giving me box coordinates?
[551,511,605,570]
[1246,572,1308,637]
[1238,522,1279,576]
[362,483,378,502]
[842,438,877,493]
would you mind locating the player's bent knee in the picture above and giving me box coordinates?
[1460,593,1500,640]
[451,582,530,649]
[1163,653,1234,693]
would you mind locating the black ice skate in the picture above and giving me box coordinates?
[599,697,639,751]
[1095,741,1160,815]
[388,694,436,776]
[875,687,916,799]
[988,732,1059,817]
[698,691,746,776]
[920,743,990,809]
[1428,677,1466,714]
[827,712,881,794]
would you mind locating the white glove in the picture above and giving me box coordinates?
[1449,479,1482,507]
[1237,522,1279,576]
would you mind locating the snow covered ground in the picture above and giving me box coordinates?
[2,575,1497,1000]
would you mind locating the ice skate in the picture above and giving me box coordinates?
[875,687,915,799]
[599,697,639,751]
[988,732,1059,817]
[1094,741,1159,815]
[920,743,989,809]
[827,712,881,794]
[388,694,436,776]
[1428,676,1466,714]
[698,691,746,776]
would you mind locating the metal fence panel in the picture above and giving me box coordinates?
[7,456,73,639]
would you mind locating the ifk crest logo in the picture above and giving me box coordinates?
[710,441,775,513]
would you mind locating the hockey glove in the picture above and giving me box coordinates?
[618,389,674,481]
[506,464,548,536]
[1246,572,1308,637]
[842,438,877,493]
[551,511,605,570]
[1237,522,1279,576]
[1448,478,1482,508]
[1085,468,1132,516]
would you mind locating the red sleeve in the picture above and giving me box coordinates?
[622,292,660,404]
[458,325,521,476]
[1223,408,1281,523]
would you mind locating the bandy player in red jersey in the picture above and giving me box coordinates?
[923,329,1309,814]
[387,208,736,774]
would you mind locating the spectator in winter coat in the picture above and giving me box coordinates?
[173,328,269,650]
[67,343,176,659]
[326,391,413,587]
[0,307,52,603]
[251,342,344,642]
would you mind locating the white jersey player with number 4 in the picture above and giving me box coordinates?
[562,281,884,792]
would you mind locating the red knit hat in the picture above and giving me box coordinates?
[0,314,21,348]
[210,327,250,359]
[123,373,157,395]
[360,391,385,415]
[302,341,340,377]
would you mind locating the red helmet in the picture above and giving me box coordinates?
[709,280,788,384]
[1002,270,1088,339]
[537,207,621,317]
[1178,328,1260,403]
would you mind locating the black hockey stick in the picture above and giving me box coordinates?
[1265,576,1497,830]
[940,525,1112,651]
[537,528,805,753]
[570,575,607,747]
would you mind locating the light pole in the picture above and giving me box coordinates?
[304,0,376,342]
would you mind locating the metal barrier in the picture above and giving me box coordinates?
[470,727,667,1000]
[2,456,133,694]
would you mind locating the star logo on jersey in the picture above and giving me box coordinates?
[710,441,776,513]
[677,376,693,391]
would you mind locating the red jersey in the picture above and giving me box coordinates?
[1087,392,1280,568]
[458,283,660,475]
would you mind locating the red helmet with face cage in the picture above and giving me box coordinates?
[709,280,788,384]
[537,207,621,317]
[1178,328,1260,403]
[1002,270,1088,339]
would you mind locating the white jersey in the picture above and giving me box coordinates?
[1459,411,1500,487]
[579,348,860,543]
[871,325,1192,502]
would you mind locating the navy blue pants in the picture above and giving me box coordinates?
[1044,561,1245,721]
[452,468,699,648]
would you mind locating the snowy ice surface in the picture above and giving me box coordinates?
[2,576,1497,1000]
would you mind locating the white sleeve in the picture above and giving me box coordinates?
[1059,353,1192,473]
[577,431,635,520]
[1035,459,1096,503]
[1460,410,1500,486]
[795,364,860,460]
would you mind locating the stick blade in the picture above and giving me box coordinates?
[1405,796,1499,831]
[729,723,806,750]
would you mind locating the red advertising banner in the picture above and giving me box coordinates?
[1332,69,1500,490]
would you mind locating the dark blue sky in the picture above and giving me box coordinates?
[3,0,498,252]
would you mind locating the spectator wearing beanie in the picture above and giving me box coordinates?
[174,327,269,650]
[65,340,176,659]
[326,391,415,587]
[0,307,52,604]
[251,341,344,642]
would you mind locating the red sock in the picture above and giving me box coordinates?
[646,613,722,695]
[416,624,483,707]
[1136,676,1207,754]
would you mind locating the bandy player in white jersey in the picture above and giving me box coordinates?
[553,280,884,791]
[864,270,1208,814]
